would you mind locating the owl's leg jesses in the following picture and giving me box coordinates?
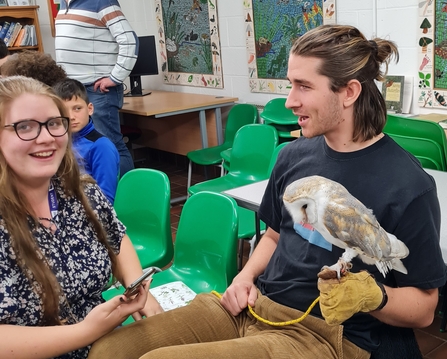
[319,248,357,280]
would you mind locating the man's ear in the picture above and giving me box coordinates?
[342,79,362,108]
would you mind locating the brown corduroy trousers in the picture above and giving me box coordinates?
[88,292,370,359]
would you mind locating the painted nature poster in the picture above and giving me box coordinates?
[244,0,336,94]
[418,0,447,109]
[155,0,223,88]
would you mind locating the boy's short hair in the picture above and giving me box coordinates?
[0,38,9,59]
[0,50,66,87]
[53,78,90,104]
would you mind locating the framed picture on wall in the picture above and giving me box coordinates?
[0,0,8,6]
[243,0,337,94]
[155,0,223,88]
[417,1,447,110]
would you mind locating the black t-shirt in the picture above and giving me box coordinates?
[257,135,447,352]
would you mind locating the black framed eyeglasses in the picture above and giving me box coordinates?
[3,117,70,141]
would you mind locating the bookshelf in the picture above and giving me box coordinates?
[0,6,43,52]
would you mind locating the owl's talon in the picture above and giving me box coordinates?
[318,266,339,280]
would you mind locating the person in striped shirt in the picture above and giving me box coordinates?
[55,0,138,177]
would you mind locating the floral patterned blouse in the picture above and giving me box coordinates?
[0,178,126,358]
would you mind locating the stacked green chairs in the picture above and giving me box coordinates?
[102,191,239,326]
[235,142,289,269]
[188,124,278,271]
[114,168,173,269]
[188,124,278,196]
[150,191,239,293]
[186,103,258,191]
[384,114,447,170]
[388,134,444,170]
[260,98,299,141]
[220,147,232,172]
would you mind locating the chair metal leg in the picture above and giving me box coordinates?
[187,160,192,190]
[440,284,447,332]
[220,162,225,177]
[238,239,244,271]
[247,229,265,258]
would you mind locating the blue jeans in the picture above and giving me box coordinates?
[86,83,134,176]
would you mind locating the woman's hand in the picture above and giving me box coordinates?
[81,284,148,338]
[131,280,164,320]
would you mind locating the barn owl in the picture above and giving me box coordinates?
[283,175,409,279]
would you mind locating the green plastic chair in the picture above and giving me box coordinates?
[388,133,445,170]
[102,191,238,325]
[188,124,279,195]
[186,103,258,190]
[384,114,447,170]
[220,147,232,172]
[236,142,289,269]
[114,168,174,269]
[267,142,289,175]
[260,98,300,140]
[221,132,290,172]
[150,191,239,293]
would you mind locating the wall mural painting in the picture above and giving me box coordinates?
[244,0,336,94]
[155,0,223,88]
[418,0,447,109]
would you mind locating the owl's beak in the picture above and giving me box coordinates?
[301,206,308,224]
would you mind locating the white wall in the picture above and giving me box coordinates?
[36,0,427,114]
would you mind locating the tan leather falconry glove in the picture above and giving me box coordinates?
[317,271,387,326]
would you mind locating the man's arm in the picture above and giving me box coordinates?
[220,227,279,315]
[100,4,138,85]
[371,286,438,328]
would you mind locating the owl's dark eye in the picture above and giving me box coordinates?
[302,204,307,209]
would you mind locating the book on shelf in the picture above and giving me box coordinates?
[13,25,36,47]
[20,25,30,46]
[381,75,413,114]
[28,24,36,46]
[0,21,11,40]
[12,27,25,47]
[21,25,33,46]
[3,22,16,46]
[7,23,22,47]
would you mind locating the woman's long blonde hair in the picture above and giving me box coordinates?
[0,76,117,325]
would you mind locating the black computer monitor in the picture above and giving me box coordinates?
[125,35,159,97]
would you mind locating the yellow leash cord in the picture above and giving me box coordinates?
[211,290,320,327]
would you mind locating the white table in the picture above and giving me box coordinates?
[426,169,447,262]
[223,180,268,246]
[223,172,447,263]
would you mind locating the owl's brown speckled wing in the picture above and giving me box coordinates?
[322,195,391,260]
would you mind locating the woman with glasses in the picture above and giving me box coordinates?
[0,76,163,359]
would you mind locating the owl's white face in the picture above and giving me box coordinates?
[283,176,335,227]
[284,197,318,225]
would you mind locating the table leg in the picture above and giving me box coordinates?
[199,109,208,148]
[215,108,223,145]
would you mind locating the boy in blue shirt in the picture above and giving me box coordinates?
[54,79,120,204]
